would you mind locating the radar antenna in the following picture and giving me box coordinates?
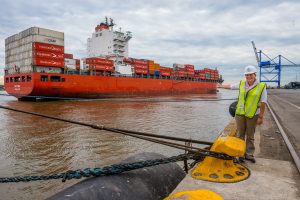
[109,18,115,27]
[105,16,108,26]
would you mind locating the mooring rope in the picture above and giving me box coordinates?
[0,105,235,184]
[0,153,202,183]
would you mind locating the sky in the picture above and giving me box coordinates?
[0,0,300,85]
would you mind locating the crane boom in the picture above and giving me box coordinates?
[251,41,260,66]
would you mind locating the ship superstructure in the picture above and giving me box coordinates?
[87,17,132,64]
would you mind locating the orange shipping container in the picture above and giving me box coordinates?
[161,71,171,76]
[185,68,195,72]
[33,50,64,59]
[160,66,173,72]
[148,60,155,65]
[64,53,73,59]
[33,57,64,67]
[133,64,148,70]
[32,42,64,53]
[134,68,148,74]
[132,59,148,65]
[85,58,114,65]
[184,64,194,70]
[89,65,114,71]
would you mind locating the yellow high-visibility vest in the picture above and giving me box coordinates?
[235,80,266,118]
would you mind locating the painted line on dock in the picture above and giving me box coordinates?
[273,95,300,110]
[267,102,300,174]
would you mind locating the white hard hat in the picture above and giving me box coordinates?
[244,65,257,75]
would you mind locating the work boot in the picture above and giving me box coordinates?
[245,155,256,163]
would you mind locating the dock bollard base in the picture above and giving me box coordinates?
[164,189,224,200]
[191,157,250,183]
[192,136,250,183]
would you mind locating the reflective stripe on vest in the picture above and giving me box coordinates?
[235,80,266,118]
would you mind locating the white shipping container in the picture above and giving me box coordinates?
[5,34,19,45]
[8,61,21,69]
[173,63,184,68]
[19,35,64,46]
[19,66,33,73]
[20,51,33,60]
[115,64,133,75]
[6,27,64,46]
[65,64,76,70]
[7,40,20,50]
[6,56,32,66]
[19,27,39,39]
[20,43,33,53]
[6,43,32,57]
[7,68,15,74]
[35,66,62,73]
[83,64,89,69]
[7,56,18,63]
[38,27,64,39]
[20,58,32,66]
[5,49,12,58]
[64,58,76,65]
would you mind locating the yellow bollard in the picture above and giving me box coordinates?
[192,136,250,183]
[164,189,224,200]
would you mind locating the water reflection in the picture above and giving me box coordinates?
[0,90,238,199]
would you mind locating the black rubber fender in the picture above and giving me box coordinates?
[48,152,186,200]
[229,101,238,117]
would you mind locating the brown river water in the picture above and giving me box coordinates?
[0,89,237,199]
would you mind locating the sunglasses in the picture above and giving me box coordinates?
[245,74,255,76]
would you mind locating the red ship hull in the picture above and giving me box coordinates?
[4,73,218,100]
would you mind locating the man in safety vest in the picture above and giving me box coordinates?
[219,65,268,163]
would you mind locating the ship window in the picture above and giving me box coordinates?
[22,76,26,82]
[50,76,61,82]
[6,77,9,83]
[27,75,31,82]
[14,76,20,82]
[61,78,65,82]
[40,75,48,82]
[10,77,13,82]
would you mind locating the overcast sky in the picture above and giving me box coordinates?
[1,0,300,84]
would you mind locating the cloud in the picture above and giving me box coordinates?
[0,0,300,84]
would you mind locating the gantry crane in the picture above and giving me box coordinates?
[252,41,300,87]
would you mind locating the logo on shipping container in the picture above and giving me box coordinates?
[44,38,57,43]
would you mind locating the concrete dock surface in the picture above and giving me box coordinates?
[171,90,300,200]
[268,89,300,159]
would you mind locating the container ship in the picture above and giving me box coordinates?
[4,18,223,100]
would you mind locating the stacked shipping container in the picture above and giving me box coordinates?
[148,60,160,75]
[83,57,114,71]
[195,68,219,80]
[123,58,149,75]
[184,64,195,77]
[173,63,187,77]
[159,66,173,76]
[123,57,219,80]
[5,27,65,74]
[64,53,80,70]
[131,59,148,75]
